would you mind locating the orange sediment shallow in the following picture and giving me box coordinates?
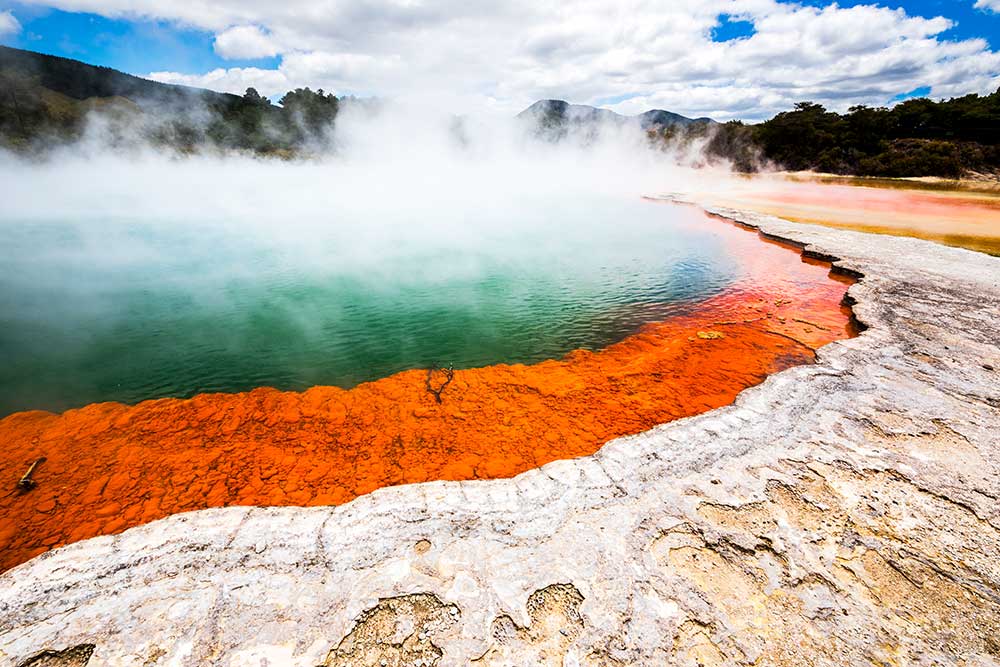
[0,217,858,572]
[703,178,1000,256]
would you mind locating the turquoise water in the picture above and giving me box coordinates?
[0,198,738,416]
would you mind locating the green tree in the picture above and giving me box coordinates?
[279,87,340,142]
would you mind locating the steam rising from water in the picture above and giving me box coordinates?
[0,107,743,415]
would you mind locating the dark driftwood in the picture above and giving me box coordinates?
[425,365,455,404]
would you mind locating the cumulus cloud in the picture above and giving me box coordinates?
[14,0,1000,119]
[0,9,21,37]
[148,66,290,95]
[213,25,280,60]
[975,0,1000,13]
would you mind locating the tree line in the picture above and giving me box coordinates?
[4,45,1000,176]
[658,89,1000,177]
[0,76,342,156]
[1,44,346,154]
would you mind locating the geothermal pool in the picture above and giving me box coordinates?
[701,176,1000,256]
[0,198,856,572]
[1,198,737,417]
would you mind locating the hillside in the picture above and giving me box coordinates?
[694,96,1000,176]
[0,45,337,154]
[0,45,233,106]
[517,99,715,140]
[2,45,999,177]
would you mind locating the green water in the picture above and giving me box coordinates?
[0,198,738,416]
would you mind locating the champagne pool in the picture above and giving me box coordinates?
[0,193,858,572]
[3,197,748,417]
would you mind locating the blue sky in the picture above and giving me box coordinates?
[797,0,1000,45]
[0,1,998,119]
[0,5,278,73]
[3,0,998,73]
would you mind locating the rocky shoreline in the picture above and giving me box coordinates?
[1,204,998,667]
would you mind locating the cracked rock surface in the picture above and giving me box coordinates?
[1,205,999,667]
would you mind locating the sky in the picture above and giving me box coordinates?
[0,0,999,120]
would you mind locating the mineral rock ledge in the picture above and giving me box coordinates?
[1,204,999,667]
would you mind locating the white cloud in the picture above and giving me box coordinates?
[13,0,1000,119]
[213,25,280,60]
[148,67,290,96]
[0,10,21,37]
[975,0,1000,13]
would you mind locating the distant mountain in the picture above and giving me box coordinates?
[518,99,624,125]
[637,108,716,129]
[517,99,715,137]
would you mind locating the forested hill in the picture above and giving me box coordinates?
[675,93,1000,177]
[2,44,999,178]
[0,45,341,155]
[0,45,232,105]
[518,99,714,131]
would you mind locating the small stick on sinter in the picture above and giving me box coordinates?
[425,365,455,404]
[18,457,46,492]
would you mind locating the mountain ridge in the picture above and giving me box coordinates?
[0,44,236,107]
[0,44,334,154]
[518,99,716,130]
[0,45,713,128]
[2,45,998,178]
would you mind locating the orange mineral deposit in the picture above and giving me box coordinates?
[0,218,858,572]
[703,176,1000,256]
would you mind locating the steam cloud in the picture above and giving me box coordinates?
[1,101,733,230]
[0,103,762,415]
